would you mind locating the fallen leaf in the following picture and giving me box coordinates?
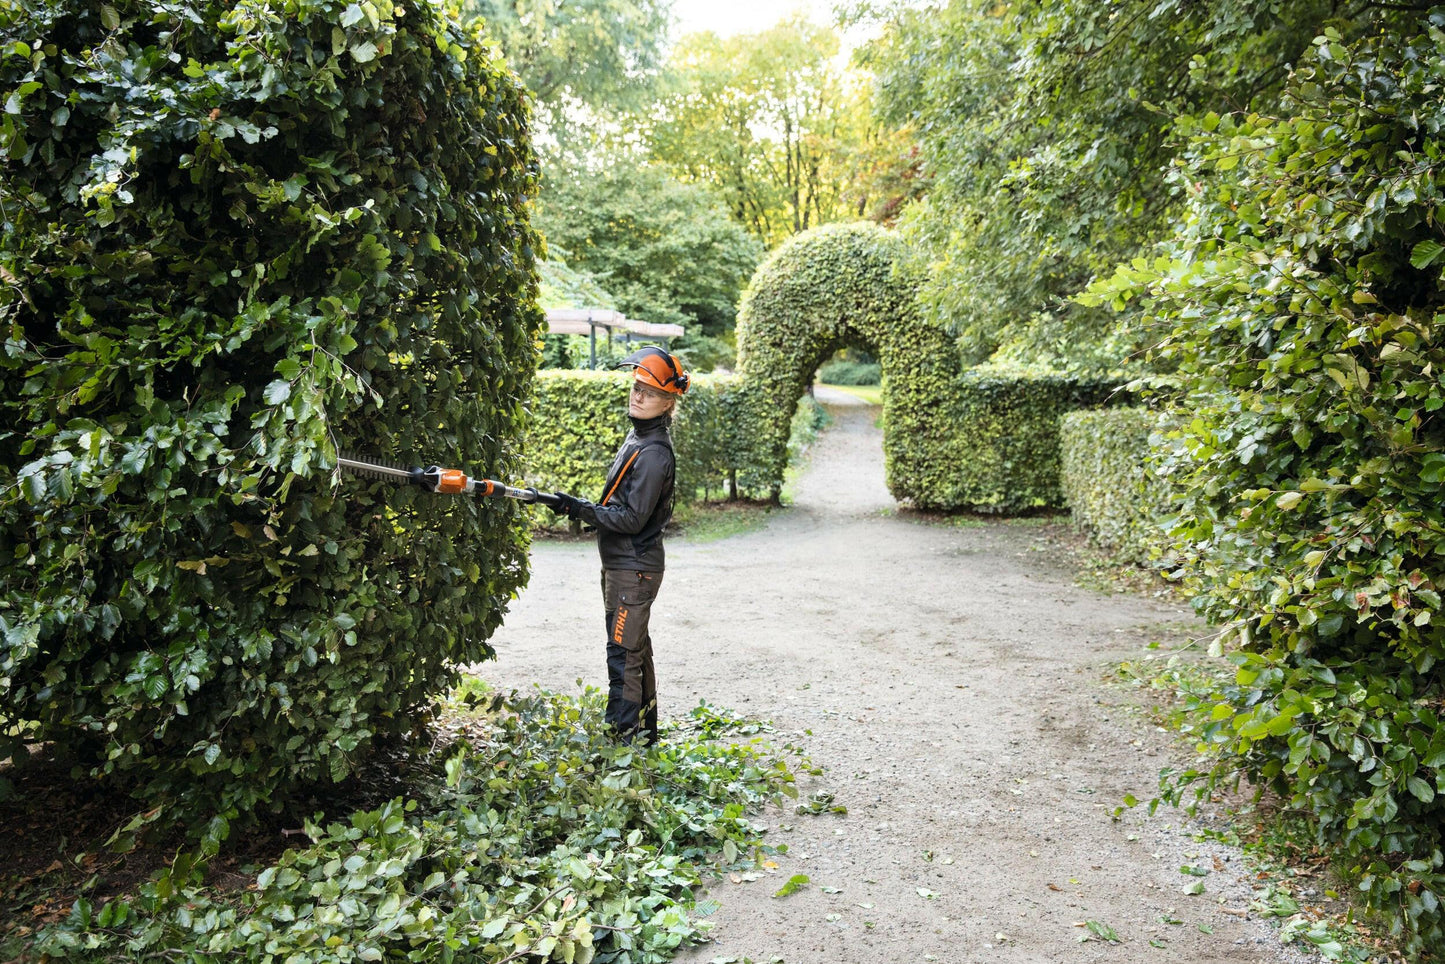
[773,874,810,898]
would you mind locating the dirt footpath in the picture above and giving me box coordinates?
[471,388,1314,964]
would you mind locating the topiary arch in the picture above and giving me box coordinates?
[734,222,964,505]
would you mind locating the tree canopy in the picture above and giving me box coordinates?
[535,162,762,335]
[462,0,671,144]
[866,0,1410,368]
[648,19,916,246]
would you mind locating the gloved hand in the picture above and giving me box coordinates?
[552,491,586,520]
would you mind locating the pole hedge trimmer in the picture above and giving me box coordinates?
[338,455,562,509]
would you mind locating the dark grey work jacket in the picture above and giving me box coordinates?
[577,413,675,572]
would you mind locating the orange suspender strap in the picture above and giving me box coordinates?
[601,450,642,506]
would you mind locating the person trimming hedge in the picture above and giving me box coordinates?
[552,348,690,744]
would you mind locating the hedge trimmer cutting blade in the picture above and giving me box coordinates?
[338,454,561,508]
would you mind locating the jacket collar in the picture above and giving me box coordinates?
[630,412,672,436]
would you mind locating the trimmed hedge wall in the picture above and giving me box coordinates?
[1060,408,1172,561]
[929,367,1128,512]
[0,0,540,838]
[523,371,773,510]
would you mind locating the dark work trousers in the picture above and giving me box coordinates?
[602,568,663,745]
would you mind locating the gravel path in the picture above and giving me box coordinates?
[471,387,1314,964]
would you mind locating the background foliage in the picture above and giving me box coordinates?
[461,0,670,147]
[485,3,921,366]
[647,19,917,247]
[817,357,881,386]
[1086,15,1445,952]
[0,0,541,838]
[535,163,762,337]
[865,0,1414,369]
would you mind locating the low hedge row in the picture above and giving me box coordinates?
[521,371,773,511]
[1060,408,1173,561]
[911,366,1129,512]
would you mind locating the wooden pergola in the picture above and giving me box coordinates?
[544,308,685,369]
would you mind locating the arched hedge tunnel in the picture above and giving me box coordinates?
[734,222,966,506]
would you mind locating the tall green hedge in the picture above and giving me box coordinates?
[1086,19,1445,951]
[1060,407,1173,561]
[0,0,541,840]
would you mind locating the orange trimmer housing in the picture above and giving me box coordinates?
[432,468,468,494]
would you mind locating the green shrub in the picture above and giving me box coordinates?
[817,359,881,385]
[673,332,736,374]
[0,0,541,841]
[1086,19,1445,952]
[536,164,762,333]
[1060,407,1173,562]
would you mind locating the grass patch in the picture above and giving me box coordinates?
[896,507,1068,529]
[820,383,882,406]
[5,685,819,964]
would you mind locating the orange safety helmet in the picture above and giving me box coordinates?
[618,346,690,395]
